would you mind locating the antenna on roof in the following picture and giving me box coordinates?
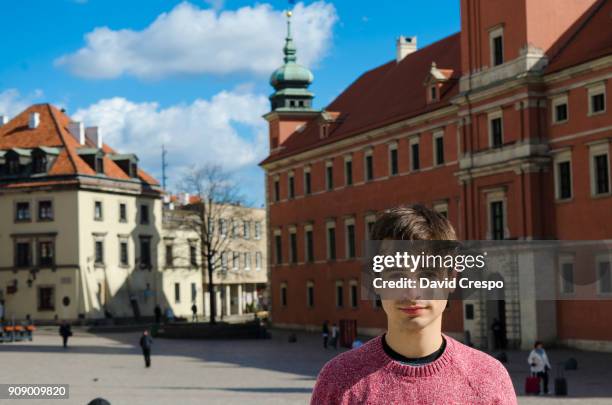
[161,143,168,191]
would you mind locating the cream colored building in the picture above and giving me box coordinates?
[0,104,202,322]
[163,197,268,319]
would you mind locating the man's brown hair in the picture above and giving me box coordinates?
[370,204,457,241]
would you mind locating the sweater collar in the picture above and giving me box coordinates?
[371,334,455,377]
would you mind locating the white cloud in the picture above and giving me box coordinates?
[0,89,44,118]
[56,1,337,79]
[203,0,224,10]
[72,88,269,188]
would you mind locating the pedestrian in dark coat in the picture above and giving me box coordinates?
[322,321,329,349]
[59,321,72,348]
[154,305,162,324]
[140,330,153,368]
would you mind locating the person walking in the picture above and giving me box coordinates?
[59,321,72,348]
[331,323,339,350]
[322,321,330,349]
[140,330,153,368]
[154,305,162,324]
[528,341,552,395]
[191,303,198,322]
[491,318,504,350]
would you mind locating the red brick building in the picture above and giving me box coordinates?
[261,1,612,350]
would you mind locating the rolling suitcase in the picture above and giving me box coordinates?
[525,374,540,395]
[555,366,568,396]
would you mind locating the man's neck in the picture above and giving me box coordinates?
[385,321,443,358]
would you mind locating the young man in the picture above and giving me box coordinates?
[140,330,153,368]
[311,205,517,404]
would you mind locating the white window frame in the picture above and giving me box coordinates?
[433,130,445,166]
[364,147,374,181]
[326,220,336,261]
[287,170,295,199]
[553,149,573,201]
[365,214,376,240]
[306,281,315,308]
[273,174,280,202]
[273,228,282,265]
[489,25,504,67]
[345,217,356,259]
[255,251,262,271]
[588,83,606,116]
[487,109,503,148]
[244,252,252,271]
[388,141,399,176]
[551,94,569,124]
[558,254,575,295]
[289,226,298,264]
[588,141,611,197]
[349,279,359,308]
[344,154,353,186]
[303,165,312,195]
[335,280,344,308]
[254,221,262,240]
[232,251,240,271]
[325,160,334,191]
[304,223,314,263]
[485,188,509,240]
[409,135,420,172]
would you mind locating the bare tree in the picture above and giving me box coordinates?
[177,164,248,325]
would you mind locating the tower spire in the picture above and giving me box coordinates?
[283,10,297,64]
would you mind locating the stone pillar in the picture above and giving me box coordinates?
[225,285,231,316]
[238,284,243,315]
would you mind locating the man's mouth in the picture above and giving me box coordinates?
[397,305,427,315]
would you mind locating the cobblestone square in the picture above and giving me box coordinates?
[1,329,612,405]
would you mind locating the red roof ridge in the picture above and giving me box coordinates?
[47,104,79,173]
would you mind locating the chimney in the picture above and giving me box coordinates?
[85,126,103,149]
[68,122,85,145]
[396,36,417,62]
[29,112,40,129]
[179,192,190,206]
[0,116,8,126]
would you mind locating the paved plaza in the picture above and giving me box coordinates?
[1,329,612,405]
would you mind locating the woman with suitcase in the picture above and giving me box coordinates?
[527,341,552,394]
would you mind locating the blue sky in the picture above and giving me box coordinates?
[0,0,459,206]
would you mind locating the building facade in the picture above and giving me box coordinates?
[261,0,612,350]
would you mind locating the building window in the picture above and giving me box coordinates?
[430,86,438,102]
[560,258,574,294]
[38,200,53,221]
[94,201,103,221]
[119,203,127,222]
[552,96,569,124]
[346,221,356,259]
[389,144,399,176]
[32,154,47,174]
[433,202,449,218]
[280,283,288,307]
[243,221,251,239]
[465,304,475,320]
[120,241,129,266]
[139,237,151,269]
[7,156,20,175]
[590,143,610,196]
[244,252,251,270]
[16,242,32,267]
[365,150,374,181]
[231,220,238,239]
[288,172,295,199]
[304,168,312,195]
[335,281,344,308]
[274,177,280,202]
[489,112,503,148]
[554,152,572,200]
[305,226,314,263]
[38,241,54,267]
[254,222,262,240]
[165,244,174,267]
[490,27,504,66]
[219,218,228,237]
[255,251,262,270]
[191,283,197,303]
[326,161,334,190]
[345,157,353,186]
[410,138,420,171]
[588,85,606,115]
[307,281,314,308]
[15,202,31,221]
[95,156,104,174]
[490,200,504,240]
[232,251,239,270]
[597,259,612,294]
[221,251,228,271]
[174,283,181,303]
[327,222,336,260]
[190,244,198,266]
[95,240,104,265]
[140,204,149,225]
[289,229,298,264]
[38,287,55,311]
[350,281,358,308]
[434,132,445,165]
[274,232,283,264]
[365,215,376,240]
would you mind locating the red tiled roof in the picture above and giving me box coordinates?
[0,104,159,186]
[261,33,461,165]
[546,0,612,74]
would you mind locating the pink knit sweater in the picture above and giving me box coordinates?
[311,335,517,405]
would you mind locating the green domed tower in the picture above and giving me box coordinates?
[269,11,315,111]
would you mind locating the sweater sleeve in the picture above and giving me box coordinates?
[495,365,518,405]
[310,362,341,405]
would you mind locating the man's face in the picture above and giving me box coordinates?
[382,298,447,332]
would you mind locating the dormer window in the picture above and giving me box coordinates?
[430,86,438,102]
[32,155,47,173]
[424,62,452,104]
[8,156,20,175]
[109,153,139,178]
[95,156,104,174]
[77,148,105,175]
